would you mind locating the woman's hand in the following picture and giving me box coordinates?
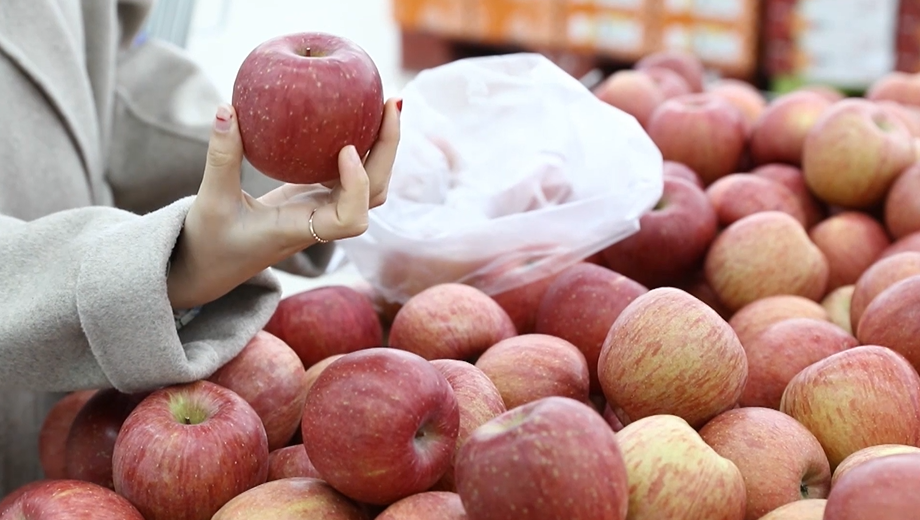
[166,99,401,310]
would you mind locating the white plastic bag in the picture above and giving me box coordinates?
[338,53,663,304]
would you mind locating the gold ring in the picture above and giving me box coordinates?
[309,208,329,244]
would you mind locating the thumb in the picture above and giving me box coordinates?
[198,104,244,201]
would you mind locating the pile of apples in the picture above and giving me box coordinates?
[7,46,920,520]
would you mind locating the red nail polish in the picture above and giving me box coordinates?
[396,99,403,113]
[214,104,232,132]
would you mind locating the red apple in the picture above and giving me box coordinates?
[429,359,506,492]
[212,477,369,520]
[37,390,96,480]
[594,70,666,128]
[885,163,920,239]
[705,212,830,312]
[879,230,920,259]
[490,272,561,335]
[455,397,629,520]
[600,177,718,287]
[301,348,459,505]
[707,173,807,227]
[707,78,767,128]
[534,262,648,393]
[232,32,384,185]
[267,445,321,481]
[642,66,694,98]
[63,389,147,489]
[759,499,827,519]
[208,330,308,450]
[112,381,270,520]
[802,98,916,208]
[662,160,704,187]
[740,318,857,409]
[616,414,747,519]
[876,100,920,137]
[780,346,920,469]
[475,334,589,410]
[849,251,920,328]
[749,90,832,166]
[807,211,891,291]
[376,491,468,520]
[0,481,48,517]
[823,452,920,519]
[635,49,706,92]
[598,287,748,428]
[821,285,855,335]
[0,479,144,520]
[729,295,830,347]
[646,93,748,185]
[264,286,383,369]
[699,407,831,519]
[865,71,920,107]
[856,275,920,371]
[831,444,920,488]
[751,163,826,227]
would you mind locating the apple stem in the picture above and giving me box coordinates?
[184,416,192,425]
[800,483,809,498]
[304,47,312,58]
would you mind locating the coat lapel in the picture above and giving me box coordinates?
[0,0,103,179]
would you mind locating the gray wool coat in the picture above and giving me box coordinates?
[0,0,336,495]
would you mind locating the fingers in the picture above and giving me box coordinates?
[308,145,371,243]
[364,98,402,207]
[197,104,244,204]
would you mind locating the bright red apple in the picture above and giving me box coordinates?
[0,479,144,520]
[37,390,96,480]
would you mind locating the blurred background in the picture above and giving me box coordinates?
[140,0,913,98]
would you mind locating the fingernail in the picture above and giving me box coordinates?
[396,99,403,113]
[346,145,362,165]
[214,104,232,133]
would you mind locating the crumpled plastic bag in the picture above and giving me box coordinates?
[337,52,663,304]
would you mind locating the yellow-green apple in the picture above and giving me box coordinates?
[429,359,506,492]
[267,445,321,481]
[0,480,145,520]
[598,287,748,428]
[884,163,920,238]
[751,163,826,227]
[699,407,831,519]
[212,477,369,520]
[823,452,920,519]
[616,415,747,520]
[807,211,892,291]
[642,66,693,98]
[663,160,704,187]
[646,93,748,185]
[707,78,767,127]
[740,318,857,409]
[879,230,920,259]
[600,176,718,287]
[831,444,920,488]
[635,49,705,92]
[821,285,855,335]
[265,286,383,369]
[676,270,733,319]
[705,212,830,312]
[780,345,920,469]
[232,32,384,185]
[37,390,96,480]
[856,275,920,370]
[802,98,916,208]
[748,90,832,166]
[534,262,647,393]
[865,71,920,107]
[490,272,562,335]
[850,251,920,328]
[706,173,807,227]
[304,354,345,395]
[301,348,459,505]
[474,334,589,411]
[876,100,920,137]
[455,397,629,520]
[111,381,269,520]
[208,330,308,450]
[594,70,666,128]
[388,283,516,361]
[729,295,830,347]
[63,389,148,489]
[758,499,827,520]
[376,491,468,520]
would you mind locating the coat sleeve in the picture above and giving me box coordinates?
[0,197,281,394]
[106,38,337,277]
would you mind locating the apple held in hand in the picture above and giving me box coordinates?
[598,287,748,429]
[37,390,96,480]
[112,381,270,520]
[699,407,831,519]
[616,415,747,520]
[301,348,459,505]
[232,32,384,185]
[212,477,369,520]
[455,397,629,520]
[823,452,920,519]
[376,491,468,520]
[0,479,145,520]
